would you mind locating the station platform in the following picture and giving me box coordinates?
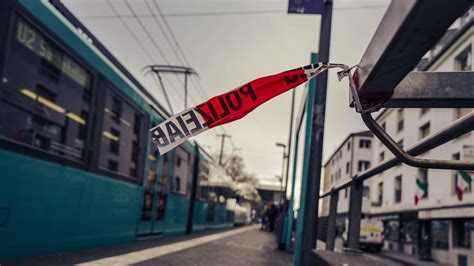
[1,225,293,266]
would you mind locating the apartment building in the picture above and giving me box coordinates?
[321,131,373,224]
[368,6,474,265]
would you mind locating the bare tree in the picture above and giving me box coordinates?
[223,154,261,203]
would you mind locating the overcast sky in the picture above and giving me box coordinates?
[63,0,390,187]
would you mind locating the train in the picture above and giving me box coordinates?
[0,0,247,260]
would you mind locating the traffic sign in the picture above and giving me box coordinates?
[288,0,324,15]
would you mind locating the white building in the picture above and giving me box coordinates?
[368,6,474,265]
[322,131,373,223]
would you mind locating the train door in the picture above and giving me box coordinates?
[154,151,172,233]
[136,133,168,236]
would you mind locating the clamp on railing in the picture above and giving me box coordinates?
[338,68,474,171]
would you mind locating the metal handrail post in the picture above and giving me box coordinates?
[326,189,339,251]
[346,178,363,250]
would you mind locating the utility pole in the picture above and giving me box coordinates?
[284,89,296,200]
[299,1,332,265]
[144,65,198,111]
[217,134,231,166]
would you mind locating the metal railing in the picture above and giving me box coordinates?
[315,0,474,253]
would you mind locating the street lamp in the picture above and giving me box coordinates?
[275,142,287,202]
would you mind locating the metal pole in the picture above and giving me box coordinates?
[184,72,188,109]
[218,134,230,166]
[279,90,296,249]
[299,1,332,265]
[294,52,318,265]
[280,151,285,198]
[186,144,200,234]
[326,189,338,251]
[285,133,299,251]
[284,89,296,198]
[347,179,363,250]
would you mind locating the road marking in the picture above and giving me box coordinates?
[78,225,259,265]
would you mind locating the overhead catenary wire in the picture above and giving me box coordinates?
[78,4,388,19]
[143,0,184,66]
[150,72,174,113]
[106,0,186,110]
[122,0,201,108]
[149,0,230,137]
[151,0,210,101]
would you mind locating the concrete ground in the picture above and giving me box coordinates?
[1,225,292,266]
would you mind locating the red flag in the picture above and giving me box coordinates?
[151,62,348,154]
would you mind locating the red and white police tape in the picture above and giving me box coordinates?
[150,62,350,154]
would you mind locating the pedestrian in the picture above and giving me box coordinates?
[268,203,278,232]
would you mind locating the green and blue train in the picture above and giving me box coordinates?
[0,0,236,260]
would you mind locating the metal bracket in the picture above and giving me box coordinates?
[361,112,474,170]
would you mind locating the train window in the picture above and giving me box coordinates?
[172,147,191,195]
[174,176,181,192]
[108,159,118,172]
[0,16,93,162]
[98,86,144,179]
[109,128,120,154]
[197,162,210,200]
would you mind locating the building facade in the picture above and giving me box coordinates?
[368,6,474,265]
[321,131,373,222]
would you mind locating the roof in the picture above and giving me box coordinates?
[257,183,281,192]
[323,130,373,167]
[419,19,473,71]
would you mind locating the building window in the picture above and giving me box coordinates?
[344,188,348,199]
[377,182,383,205]
[363,186,370,198]
[109,128,120,154]
[454,108,471,120]
[346,162,350,174]
[397,109,404,132]
[419,122,430,139]
[420,108,429,116]
[431,220,449,250]
[395,175,402,203]
[359,139,371,148]
[452,219,472,248]
[337,168,341,180]
[379,151,385,162]
[358,160,371,172]
[347,141,351,151]
[176,156,182,167]
[418,168,429,199]
[330,175,334,183]
[455,45,471,71]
